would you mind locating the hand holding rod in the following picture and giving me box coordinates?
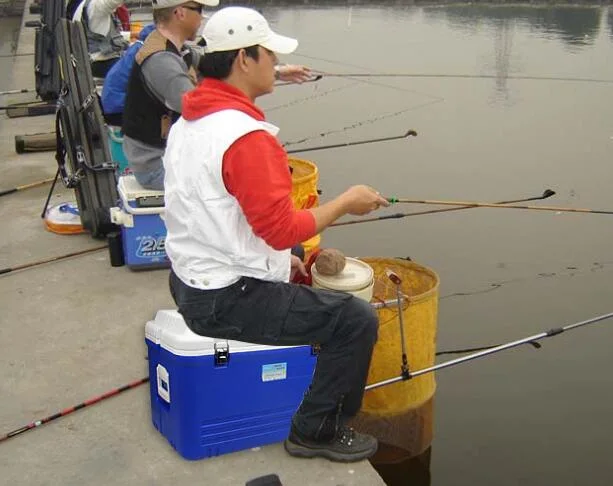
[331,189,556,227]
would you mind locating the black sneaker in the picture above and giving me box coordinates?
[284,425,378,462]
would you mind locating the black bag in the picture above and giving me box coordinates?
[55,18,119,238]
[33,0,64,101]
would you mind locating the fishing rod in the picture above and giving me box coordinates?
[386,197,613,215]
[0,88,35,96]
[316,72,613,85]
[0,377,148,444]
[0,245,107,276]
[0,177,56,198]
[331,189,556,227]
[286,129,417,155]
[0,53,34,59]
[366,311,613,391]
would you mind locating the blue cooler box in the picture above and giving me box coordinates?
[145,310,317,460]
[110,175,169,269]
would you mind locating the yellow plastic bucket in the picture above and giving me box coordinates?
[361,258,439,415]
[288,157,320,255]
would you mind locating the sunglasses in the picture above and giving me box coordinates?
[182,4,203,14]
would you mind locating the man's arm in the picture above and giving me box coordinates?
[86,0,124,36]
[140,52,197,112]
[223,132,389,251]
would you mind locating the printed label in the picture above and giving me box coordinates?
[136,235,167,259]
[262,362,287,382]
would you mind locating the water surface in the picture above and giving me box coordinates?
[258,4,613,485]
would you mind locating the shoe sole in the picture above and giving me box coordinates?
[284,439,378,463]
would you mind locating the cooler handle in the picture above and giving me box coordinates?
[156,364,170,403]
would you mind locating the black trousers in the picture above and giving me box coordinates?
[169,271,378,439]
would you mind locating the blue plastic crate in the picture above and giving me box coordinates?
[145,310,316,460]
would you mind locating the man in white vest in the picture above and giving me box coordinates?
[163,6,389,463]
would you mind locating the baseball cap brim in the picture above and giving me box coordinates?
[260,32,298,55]
[194,0,219,7]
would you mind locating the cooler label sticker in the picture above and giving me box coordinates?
[262,362,287,382]
[136,235,166,259]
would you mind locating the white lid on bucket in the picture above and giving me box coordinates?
[311,257,374,292]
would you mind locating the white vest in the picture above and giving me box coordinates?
[163,109,291,290]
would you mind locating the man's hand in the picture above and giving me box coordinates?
[277,65,312,84]
[290,254,307,280]
[339,185,390,216]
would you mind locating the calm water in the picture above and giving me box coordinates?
[256,4,613,485]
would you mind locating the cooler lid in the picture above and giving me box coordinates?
[145,310,297,356]
[118,174,165,201]
[311,257,373,292]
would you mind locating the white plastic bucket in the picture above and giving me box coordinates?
[311,257,374,302]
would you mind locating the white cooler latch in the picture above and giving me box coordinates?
[214,341,229,367]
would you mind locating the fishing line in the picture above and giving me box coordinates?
[280,53,445,147]
[439,261,613,302]
[317,72,613,85]
[293,53,446,100]
[267,80,362,113]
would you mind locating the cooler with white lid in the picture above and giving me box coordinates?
[311,257,374,302]
[109,174,169,268]
[145,309,317,460]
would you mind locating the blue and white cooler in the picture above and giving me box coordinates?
[110,175,169,269]
[145,310,317,460]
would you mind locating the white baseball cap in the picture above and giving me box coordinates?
[152,0,219,10]
[203,6,298,54]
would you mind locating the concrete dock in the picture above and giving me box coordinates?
[0,4,385,485]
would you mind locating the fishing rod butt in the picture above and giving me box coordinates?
[406,130,418,137]
[542,189,556,199]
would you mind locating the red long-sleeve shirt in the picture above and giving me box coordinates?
[181,78,316,250]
